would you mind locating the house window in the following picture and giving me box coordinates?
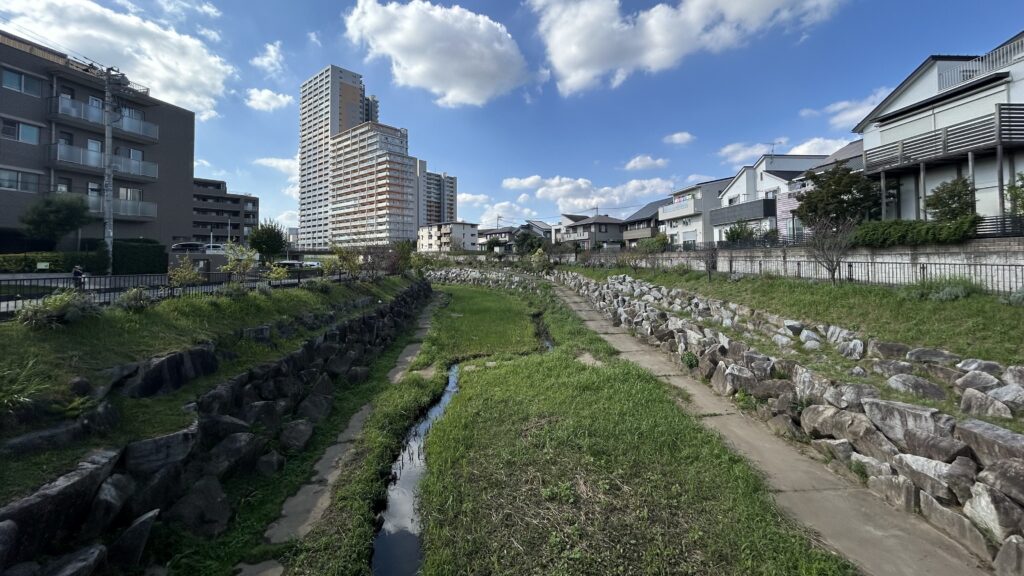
[118,187,143,201]
[0,169,41,192]
[56,177,72,193]
[1,119,40,144]
[88,182,101,196]
[59,131,74,146]
[1,68,42,97]
[599,224,607,233]
[728,197,738,206]
[60,86,75,99]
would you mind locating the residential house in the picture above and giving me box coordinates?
[622,198,671,248]
[477,226,518,252]
[524,219,552,241]
[557,215,623,250]
[551,214,588,243]
[710,154,827,241]
[855,30,1024,221]
[783,140,864,238]
[417,221,478,252]
[658,177,730,246]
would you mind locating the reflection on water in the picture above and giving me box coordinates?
[371,364,460,576]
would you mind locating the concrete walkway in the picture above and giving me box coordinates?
[554,285,989,576]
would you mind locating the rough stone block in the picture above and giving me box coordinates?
[868,475,918,513]
[919,492,994,562]
[955,419,1024,467]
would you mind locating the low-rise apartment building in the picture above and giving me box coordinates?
[658,177,730,246]
[417,221,478,252]
[556,215,624,250]
[0,30,196,250]
[855,31,1024,222]
[710,154,826,241]
[622,198,671,248]
[191,178,259,244]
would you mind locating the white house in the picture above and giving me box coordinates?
[854,30,1024,221]
[710,154,826,241]
[417,221,478,252]
[657,177,730,246]
[781,140,865,238]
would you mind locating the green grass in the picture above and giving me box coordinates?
[568,265,1024,365]
[148,322,422,575]
[412,285,854,575]
[286,285,543,575]
[0,278,412,504]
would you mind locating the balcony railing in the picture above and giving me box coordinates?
[559,232,589,242]
[938,35,1024,92]
[52,96,159,139]
[53,143,159,179]
[658,201,695,219]
[709,198,776,227]
[864,104,1024,173]
[57,191,157,219]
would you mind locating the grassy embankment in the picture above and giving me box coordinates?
[294,284,854,575]
[567,265,1024,366]
[0,277,410,504]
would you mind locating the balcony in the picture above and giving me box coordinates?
[938,36,1024,92]
[623,227,657,241]
[709,198,776,227]
[658,200,697,220]
[58,192,157,221]
[52,143,159,182]
[559,231,589,242]
[864,104,1024,173]
[51,96,159,141]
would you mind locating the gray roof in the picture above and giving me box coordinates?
[478,226,518,235]
[569,214,623,227]
[802,139,865,175]
[561,213,589,222]
[623,198,672,223]
[526,219,552,230]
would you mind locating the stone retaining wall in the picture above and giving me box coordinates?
[0,280,432,575]
[553,269,1024,575]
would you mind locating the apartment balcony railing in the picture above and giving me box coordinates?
[938,35,1024,92]
[864,104,1024,173]
[623,227,657,241]
[709,198,776,227]
[51,96,159,140]
[52,143,159,180]
[559,232,589,242]
[658,201,697,220]
[57,191,157,220]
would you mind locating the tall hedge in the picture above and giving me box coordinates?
[112,239,168,274]
[0,249,109,274]
[851,214,981,248]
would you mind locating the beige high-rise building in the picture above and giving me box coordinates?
[329,122,418,246]
[415,159,457,227]
[298,65,378,249]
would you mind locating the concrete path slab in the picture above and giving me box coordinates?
[553,285,989,576]
[235,560,284,576]
[388,342,422,383]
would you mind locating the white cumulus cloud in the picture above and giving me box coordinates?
[157,0,220,19]
[802,87,891,129]
[245,88,294,111]
[250,40,285,77]
[196,26,221,43]
[502,175,544,190]
[0,0,235,121]
[685,173,715,183]
[457,193,491,207]
[253,154,299,199]
[345,0,529,106]
[527,0,844,96]
[194,158,211,168]
[788,137,851,156]
[517,193,531,204]
[506,174,675,214]
[718,141,780,166]
[275,210,299,228]
[625,154,669,171]
[480,201,538,229]
[663,131,695,145]
[307,31,321,46]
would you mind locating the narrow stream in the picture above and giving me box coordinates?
[371,364,460,576]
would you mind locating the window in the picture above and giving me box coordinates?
[87,139,102,152]
[59,131,74,146]
[60,86,75,99]
[89,96,103,109]
[599,224,607,233]
[88,182,101,196]
[2,68,42,97]
[57,177,72,193]
[121,106,143,120]
[728,197,738,206]
[1,119,40,144]
[0,169,41,192]
[118,187,142,201]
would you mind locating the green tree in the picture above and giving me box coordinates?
[20,195,91,249]
[1008,172,1024,217]
[484,237,502,253]
[513,231,544,254]
[724,222,757,243]
[330,246,362,277]
[635,233,669,254]
[249,219,287,263]
[168,255,203,287]
[220,242,259,281]
[924,177,976,222]
[794,164,881,224]
[393,240,415,274]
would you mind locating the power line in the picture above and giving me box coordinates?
[0,16,108,70]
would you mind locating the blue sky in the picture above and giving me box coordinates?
[2,0,1024,229]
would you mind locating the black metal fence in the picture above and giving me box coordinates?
[0,268,342,316]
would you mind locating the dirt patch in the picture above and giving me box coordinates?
[576,352,603,367]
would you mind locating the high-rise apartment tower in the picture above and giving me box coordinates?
[415,159,457,227]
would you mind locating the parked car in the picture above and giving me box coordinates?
[203,244,224,254]
[276,260,304,269]
[302,261,322,268]
[171,241,205,252]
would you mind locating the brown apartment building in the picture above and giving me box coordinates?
[191,178,259,244]
[0,30,197,250]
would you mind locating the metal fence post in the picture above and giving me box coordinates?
[797,261,801,278]
[847,262,853,282]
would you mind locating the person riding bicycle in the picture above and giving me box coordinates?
[72,265,84,290]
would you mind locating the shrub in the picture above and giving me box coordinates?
[900,277,984,302]
[115,287,152,312]
[725,222,758,243]
[16,289,99,329]
[266,265,290,282]
[682,351,699,369]
[168,256,203,287]
[924,177,976,222]
[1005,287,1024,307]
[852,215,980,248]
[0,250,108,274]
[300,277,333,294]
[256,283,273,297]
[216,282,249,299]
